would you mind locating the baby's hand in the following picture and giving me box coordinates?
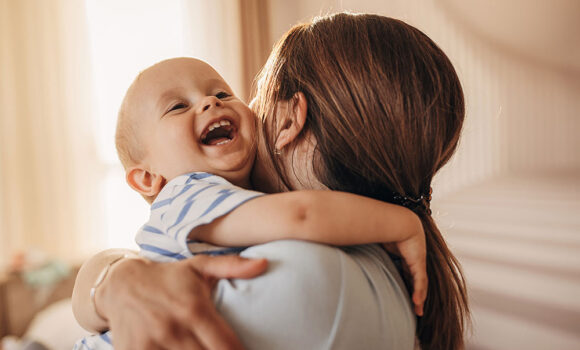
[383,231,427,316]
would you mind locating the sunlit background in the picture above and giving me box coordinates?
[0,0,579,349]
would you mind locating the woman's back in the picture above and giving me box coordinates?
[216,241,416,349]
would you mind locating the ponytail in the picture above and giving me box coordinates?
[418,216,469,349]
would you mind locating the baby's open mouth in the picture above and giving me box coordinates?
[201,119,235,146]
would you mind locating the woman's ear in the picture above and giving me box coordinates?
[126,166,166,199]
[275,92,308,151]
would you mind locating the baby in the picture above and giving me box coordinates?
[116,57,426,307]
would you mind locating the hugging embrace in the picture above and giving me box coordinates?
[73,12,469,350]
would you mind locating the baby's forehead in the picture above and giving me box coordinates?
[146,58,222,82]
[126,59,225,112]
[138,59,227,95]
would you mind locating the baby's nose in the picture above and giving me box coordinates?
[200,96,222,112]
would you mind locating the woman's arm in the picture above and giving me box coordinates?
[72,249,268,350]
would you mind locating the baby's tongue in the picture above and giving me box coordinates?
[207,137,230,145]
[204,125,233,145]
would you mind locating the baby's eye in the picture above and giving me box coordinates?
[215,91,231,99]
[168,102,188,112]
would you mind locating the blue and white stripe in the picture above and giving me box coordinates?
[136,172,263,261]
[73,332,111,350]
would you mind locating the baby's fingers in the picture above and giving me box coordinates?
[410,262,428,316]
[396,232,428,316]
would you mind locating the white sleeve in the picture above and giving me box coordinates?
[214,241,416,350]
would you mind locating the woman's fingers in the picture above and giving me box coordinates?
[181,298,245,350]
[164,255,266,349]
[174,255,267,349]
[187,254,268,279]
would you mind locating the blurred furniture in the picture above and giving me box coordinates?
[0,266,78,338]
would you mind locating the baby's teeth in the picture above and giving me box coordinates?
[207,120,230,132]
[216,139,231,145]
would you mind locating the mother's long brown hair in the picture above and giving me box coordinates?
[254,13,469,349]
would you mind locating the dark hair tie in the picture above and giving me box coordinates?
[393,187,432,215]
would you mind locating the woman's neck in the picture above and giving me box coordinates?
[250,126,327,193]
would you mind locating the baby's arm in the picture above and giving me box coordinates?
[194,190,419,246]
[194,190,426,315]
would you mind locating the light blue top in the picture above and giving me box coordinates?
[217,241,416,350]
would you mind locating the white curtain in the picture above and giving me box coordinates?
[0,0,102,267]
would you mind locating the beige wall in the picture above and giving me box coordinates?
[267,0,580,196]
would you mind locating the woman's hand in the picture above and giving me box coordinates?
[96,255,268,350]
[383,229,428,317]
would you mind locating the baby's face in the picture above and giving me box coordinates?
[129,58,256,186]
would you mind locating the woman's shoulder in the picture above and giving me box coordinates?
[214,241,416,350]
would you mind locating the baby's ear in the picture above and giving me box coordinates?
[126,166,166,200]
[274,92,308,151]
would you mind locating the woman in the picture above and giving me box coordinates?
[73,13,468,349]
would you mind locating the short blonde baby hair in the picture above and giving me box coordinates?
[115,74,146,170]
